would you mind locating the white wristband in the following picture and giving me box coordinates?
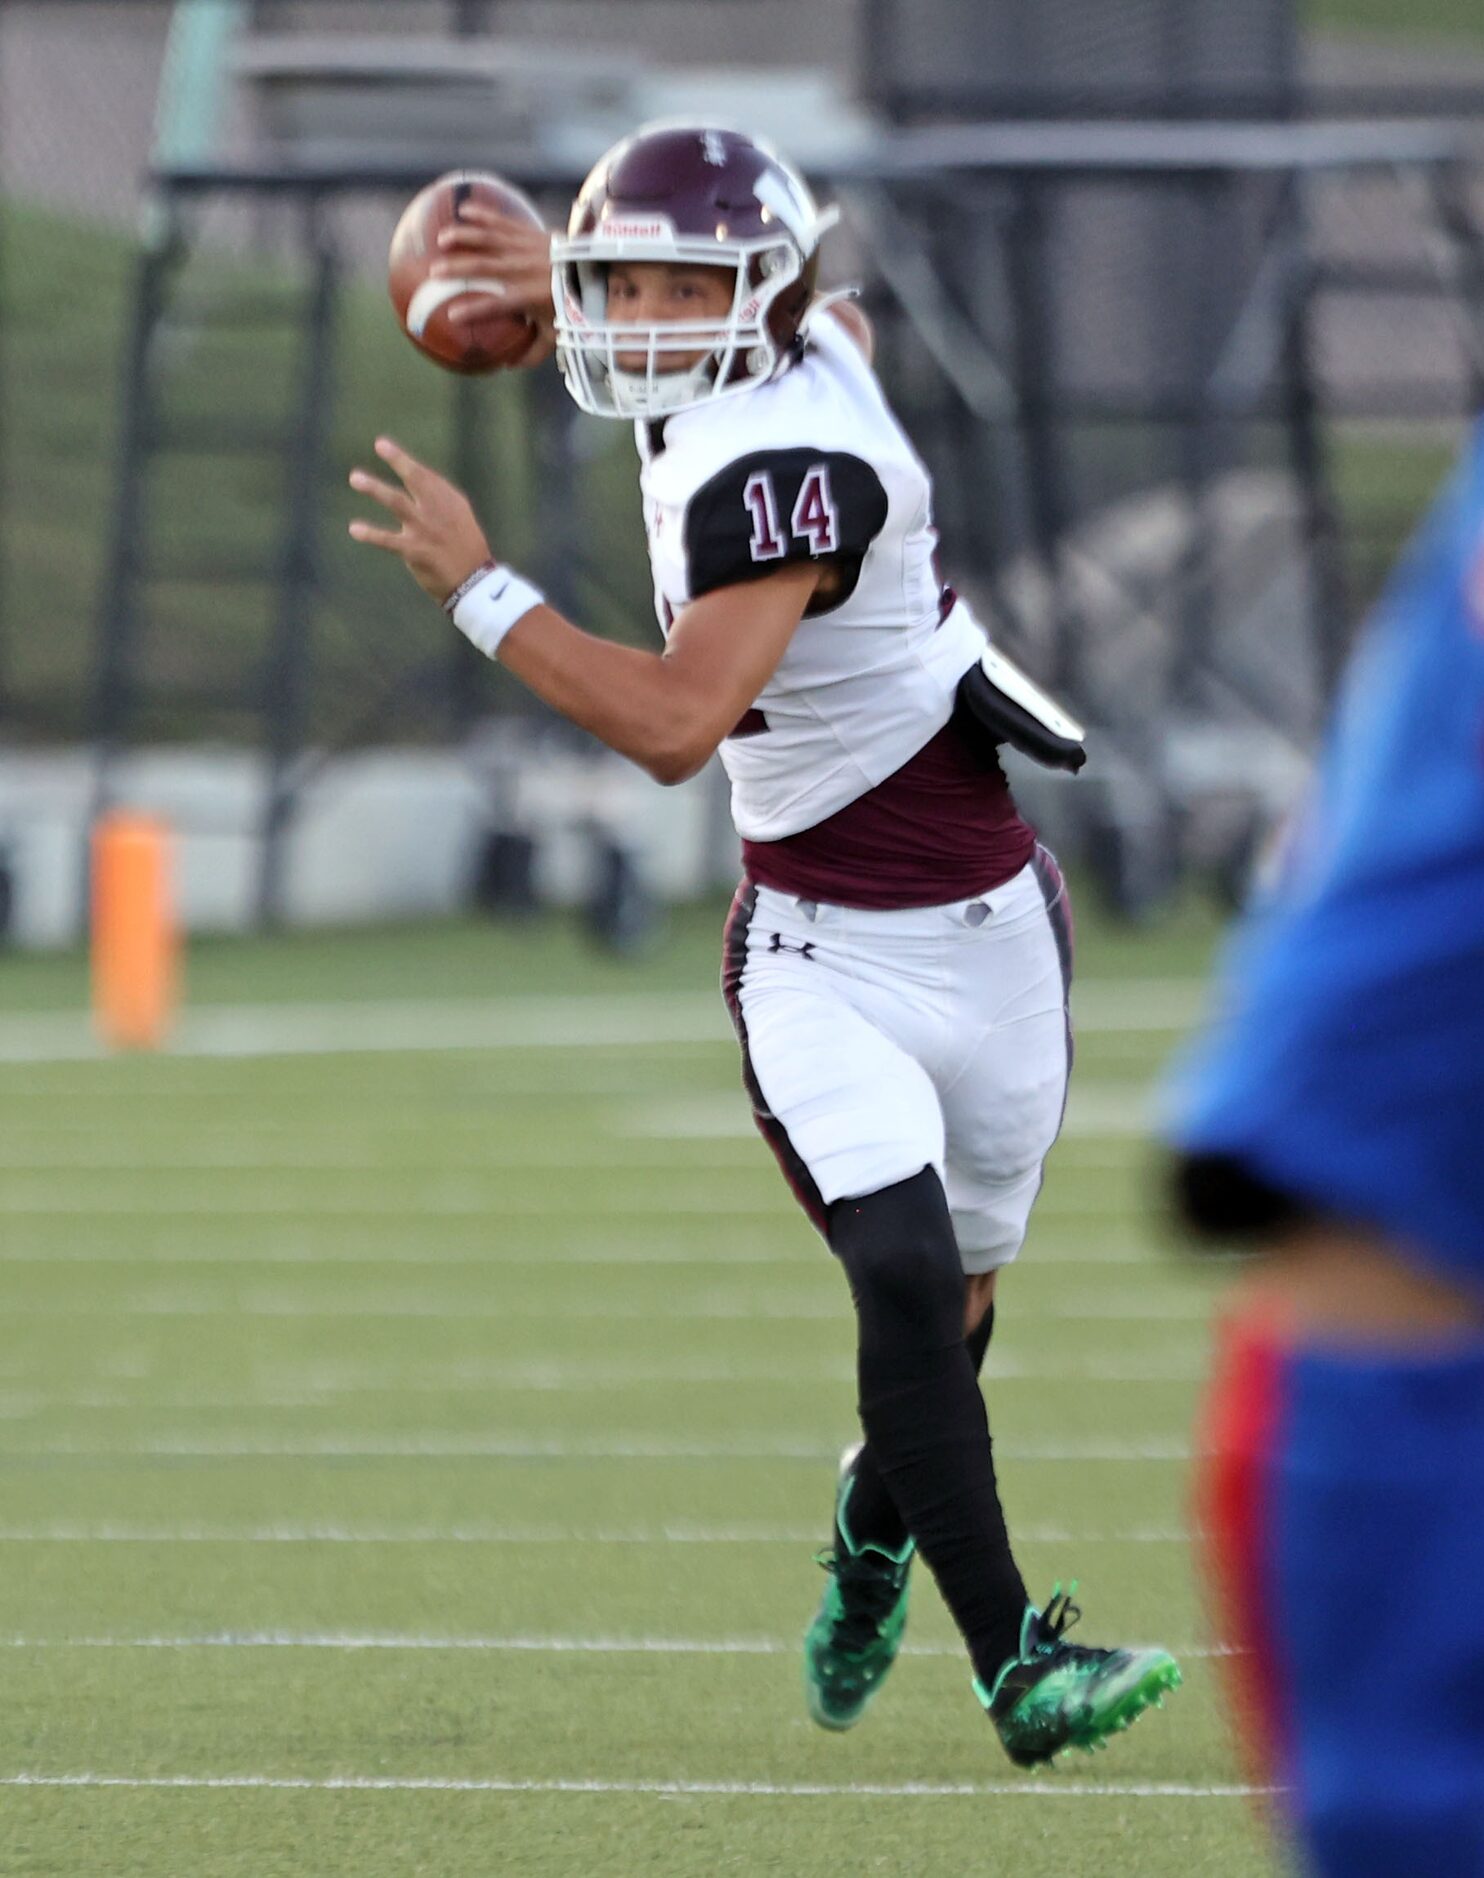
[447,563,545,660]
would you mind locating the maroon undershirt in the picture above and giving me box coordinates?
[741,717,1036,911]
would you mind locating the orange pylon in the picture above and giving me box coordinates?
[90,813,179,1051]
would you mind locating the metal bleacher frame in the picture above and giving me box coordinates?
[91,117,1484,923]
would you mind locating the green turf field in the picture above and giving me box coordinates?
[0,898,1277,1876]
[1308,0,1484,42]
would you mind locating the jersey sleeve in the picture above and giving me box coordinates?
[681,447,889,602]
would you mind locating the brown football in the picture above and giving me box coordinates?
[388,171,545,375]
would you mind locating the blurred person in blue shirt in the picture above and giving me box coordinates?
[1164,425,1484,1875]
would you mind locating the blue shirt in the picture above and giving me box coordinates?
[1164,424,1484,1288]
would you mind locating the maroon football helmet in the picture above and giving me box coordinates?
[551,122,839,419]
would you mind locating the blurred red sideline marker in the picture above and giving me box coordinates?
[90,813,180,1051]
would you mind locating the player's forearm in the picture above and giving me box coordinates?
[495,605,716,784]
[444,557,811,784]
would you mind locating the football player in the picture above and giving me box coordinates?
[350,122,1179,1763]
[1165,428,1484,1869]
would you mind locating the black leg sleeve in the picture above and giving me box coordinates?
[830,1170,1026,1683]
[837,1304,997,1555]
[966,1301,996,1374]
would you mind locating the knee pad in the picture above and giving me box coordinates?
[829,1167,964,1348]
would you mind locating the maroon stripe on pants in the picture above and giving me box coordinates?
[720,881,830,1236]
[1030,843,1074,999]
[1030,842,1075,1072]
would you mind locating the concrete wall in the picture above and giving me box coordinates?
[0,745,735,948]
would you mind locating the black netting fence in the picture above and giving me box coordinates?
[0,0,1481,918]
[862,0,1298,119]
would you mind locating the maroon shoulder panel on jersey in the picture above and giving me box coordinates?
[684,448,889,608]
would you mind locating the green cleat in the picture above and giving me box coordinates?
[803,1446,914,1731]
[975,1584,1182,1768]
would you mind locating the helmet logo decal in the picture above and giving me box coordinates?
[753,166,814,248]
[701,130,728,166]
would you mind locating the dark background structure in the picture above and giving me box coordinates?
[1,0,1481,923]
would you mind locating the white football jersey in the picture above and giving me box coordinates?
[636,313,986,841]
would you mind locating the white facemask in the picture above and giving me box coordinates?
[551,211,837,421]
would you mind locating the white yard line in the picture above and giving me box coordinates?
[0,1244,1163,1268]
[0,1632,1233,1660]
[0,1124,1155,1166]
[0,1355,1204,1406]
[0,996,726,1066]
[621,1087,1156,1142]
[0,1186,1172,1218]
[0,980,1204,1067]
[0,1434,1192,1461]
[284,1353,1204,1386]
[0,1522,1191,1545]
[0,1298,1211,1323]
[0,1195,805,1217]
[0,1771,1264,1799]
[0,1146,772,1174]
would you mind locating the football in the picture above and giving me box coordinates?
[388,170,545,375]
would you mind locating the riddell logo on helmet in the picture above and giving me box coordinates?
[600,217,673,241]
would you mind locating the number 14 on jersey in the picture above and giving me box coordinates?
[745,465,840,562]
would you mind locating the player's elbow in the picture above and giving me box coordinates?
[642,733,716,787]
[635,684,721,784]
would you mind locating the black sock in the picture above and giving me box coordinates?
[840,1304,997,1556]
[829,1171,1027,1685]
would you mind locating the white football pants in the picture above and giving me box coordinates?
[722,848,1073,1273]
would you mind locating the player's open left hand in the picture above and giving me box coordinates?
[347,437,492,603]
